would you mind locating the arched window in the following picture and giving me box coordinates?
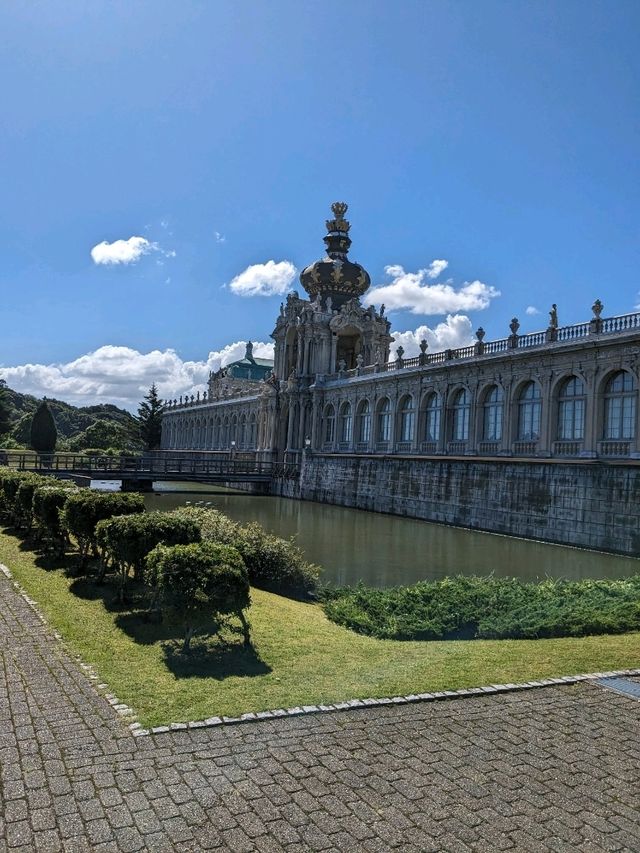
[214,418,221,448]
[398,395,415,442]
[356,400,371,444]
[452,389,470,441]
[323,405,336,444]
[377,398,392,442]
[517,382,542,440]
[483,385,503,441]
[249,414,257,447]
[604,371,636,440]
[222,417,230,447]
[339,402,353,443]
[557,377,585,440]
[424,393,441,442]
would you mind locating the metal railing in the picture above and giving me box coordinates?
[0,451,298,483]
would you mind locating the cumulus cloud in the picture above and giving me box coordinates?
[426,259,448,279]
[366,263,499,315]
[0,341,274,411]
[525,305,540,316]
[90,236,175,265]
[390,315,475,358]
[229,260,297,297]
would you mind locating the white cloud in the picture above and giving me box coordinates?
[390,315,475,358]
[426,259,448,279]
[366,263,500,315]
[525,305,540,316]
[229,260,297,297]
[214,231,226,243]
[90,236,175,266]
[0,341,274,412]
[91,236,154,265]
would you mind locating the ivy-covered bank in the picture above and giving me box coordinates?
[322,576,640,641]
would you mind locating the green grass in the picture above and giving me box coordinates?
[2,527,640,728]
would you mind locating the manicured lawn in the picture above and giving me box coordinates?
[2,527,640,728]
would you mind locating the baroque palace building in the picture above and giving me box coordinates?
[162,203,640,465]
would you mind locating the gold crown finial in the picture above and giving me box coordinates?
[331,201,348,219]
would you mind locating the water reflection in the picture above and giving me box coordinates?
[96,481,640,588]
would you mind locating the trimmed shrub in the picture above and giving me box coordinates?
[0,468,39,524]
[322,575,640,641]
[95,511,201,593]
[15,474,49,530]
[144,541,251,652]
[60,490,145,563]
[32,482,77,555]
[173,506,320,597]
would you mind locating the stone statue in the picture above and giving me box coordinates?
[326,296,332,313]
[549,304,558,329]
[380,303,385,317]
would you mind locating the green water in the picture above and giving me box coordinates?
[131,482,640,588]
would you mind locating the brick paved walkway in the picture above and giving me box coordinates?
[1,572,640,852]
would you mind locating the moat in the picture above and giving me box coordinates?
[110,483,640,587]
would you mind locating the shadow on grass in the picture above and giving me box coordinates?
[115,610,271,679]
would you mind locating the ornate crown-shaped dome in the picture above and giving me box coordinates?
[299,202,371,309]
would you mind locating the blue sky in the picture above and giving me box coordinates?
[1,0,639,408]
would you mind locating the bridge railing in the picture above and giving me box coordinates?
[0,450,298,481]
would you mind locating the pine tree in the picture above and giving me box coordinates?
[0,380,11,436]
[137,384,164,450]
[30,399,58,453]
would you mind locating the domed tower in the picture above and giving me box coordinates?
[299,202,371,309]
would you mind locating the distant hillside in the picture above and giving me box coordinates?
[1,384,141,451]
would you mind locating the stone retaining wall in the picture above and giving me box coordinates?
[291,454,640,555]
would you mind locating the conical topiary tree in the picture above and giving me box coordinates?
[30,400,58,453]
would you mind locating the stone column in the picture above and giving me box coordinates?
[538,376,553,457]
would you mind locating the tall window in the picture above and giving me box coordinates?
[424,393,441,442]
[399,395,415,442]
[324,405,336,444]
[339,402,353,443]
[377,398,392,442]
[483,386,503,441]
[356,400,371,443]
[517,382,542,440]
[452,389,470,441]
[557,376,585,440]
[604,371,636,440]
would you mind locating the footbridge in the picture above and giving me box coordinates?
[0,451,299,489]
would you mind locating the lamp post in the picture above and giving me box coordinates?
[231,439,236,461]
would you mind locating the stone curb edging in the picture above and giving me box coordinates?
[3,562,639,740]
[139,668,640,739]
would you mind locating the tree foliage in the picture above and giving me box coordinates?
[137,384,164,451]
[96,511,201,593]
[67,419,138,453]
[32,482,77,555]
[0,381,11,436]
[60,490,145,563]
[30,401,58,453]
[173,506,320,597]
[145,541,251,652]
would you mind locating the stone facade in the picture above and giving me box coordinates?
[290,454,640,554]
[163,205,640,468]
